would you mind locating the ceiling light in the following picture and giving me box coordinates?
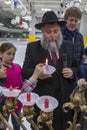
[0,23,4,26]
[22,15,32,21]
[41,8,51,11]
[4,0,11,5]
[79,0,81,2]
[74,0,81,7]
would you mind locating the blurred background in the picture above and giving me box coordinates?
[0,0,87,66]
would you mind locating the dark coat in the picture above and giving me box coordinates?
[22,40,78,130]
[0,78,6,86]
[61,26,84,65]
[79,63,87,81]
[0,78,6,115]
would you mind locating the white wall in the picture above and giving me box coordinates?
[0,38,28,67]
[80,11,87,36]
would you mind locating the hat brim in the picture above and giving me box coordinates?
[35,21,66,30]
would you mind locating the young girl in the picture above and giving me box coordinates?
[0,42,23,130]
[0,42,45,130]
[0,65,6,130]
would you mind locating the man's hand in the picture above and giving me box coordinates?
[62,68,73,78]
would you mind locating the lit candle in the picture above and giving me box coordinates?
[45,58,49,71]
[44,98,49,108]
[27,92,31,101]
[9,85,13,91]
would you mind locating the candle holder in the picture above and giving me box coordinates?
[1,86,58,130]
[43,65,56,75]
[18,92,40,130]
[1,87,27,130]
[62,84,87,130]
[0,87,13,130]
[44,57,56,75]
[36,95,58,130]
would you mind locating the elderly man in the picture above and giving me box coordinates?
[22,11,78,130]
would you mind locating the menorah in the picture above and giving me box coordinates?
[1,62,87,130]
[1,83,87,130]
[0,86,58,130]
[63,82,87,130]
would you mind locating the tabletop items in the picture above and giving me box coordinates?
[0,87,58,130]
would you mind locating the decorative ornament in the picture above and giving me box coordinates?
[22,15,32,21]
[63,84,87,130]
[15,16,20,23]
[19,19,23,25]
[22,22,28,29]
[13,0,18,8]
[28,27,32,32]
[11,19,16,25]
[17,4,22,9]
[21,10,26,16]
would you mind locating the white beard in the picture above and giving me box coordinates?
[41,32,63,59]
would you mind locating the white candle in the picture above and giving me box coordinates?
[45,58,49,71]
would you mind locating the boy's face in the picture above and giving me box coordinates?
[66,16,80,31]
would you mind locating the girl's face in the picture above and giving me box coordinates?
[1,48,16,65]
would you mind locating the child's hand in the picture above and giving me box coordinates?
[0,66,6,78]
[77,78,87,91]
[32,63,51,80]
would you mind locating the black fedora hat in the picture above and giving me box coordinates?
[35,11,66,30]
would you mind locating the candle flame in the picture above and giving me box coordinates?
[46,58,48,65]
